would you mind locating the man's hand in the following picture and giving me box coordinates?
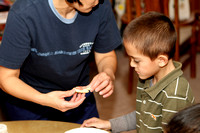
[93,50,117,98]
[42,89,86,112]
[89,72,114,98]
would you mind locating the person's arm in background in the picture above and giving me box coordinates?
[89,50,117,98]
[0,66,86,112]
[81,111,137,133]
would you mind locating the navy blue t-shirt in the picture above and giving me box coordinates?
[0,0,121,93]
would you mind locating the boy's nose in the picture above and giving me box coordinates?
[130,61,136,68]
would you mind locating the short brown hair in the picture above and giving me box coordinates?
[123,11,176,60]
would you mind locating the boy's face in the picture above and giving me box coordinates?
[70,0,99,13]
[124,41,160,80]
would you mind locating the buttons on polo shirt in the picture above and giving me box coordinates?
[143,100,146,104]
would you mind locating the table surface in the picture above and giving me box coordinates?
[0,120,81,133]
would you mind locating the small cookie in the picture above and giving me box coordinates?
[74,86,90,93]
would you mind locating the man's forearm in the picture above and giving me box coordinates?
[95,50,117,80]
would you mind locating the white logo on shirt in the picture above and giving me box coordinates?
[79,42,93,55]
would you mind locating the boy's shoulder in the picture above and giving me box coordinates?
[162,61,190,97]
[165,75,190,96]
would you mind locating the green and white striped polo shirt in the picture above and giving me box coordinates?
[136,61,195,133]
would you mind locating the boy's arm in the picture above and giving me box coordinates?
[109,111,137,133]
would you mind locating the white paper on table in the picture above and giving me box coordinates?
[65,127,109,133]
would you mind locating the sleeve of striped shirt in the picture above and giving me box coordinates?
[109,111,136,133]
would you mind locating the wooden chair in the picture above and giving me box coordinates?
[196,11,200,52]
[121,0,135,94]
[121,0,135,24]
[123,0,198,93]
[162,0,197,78]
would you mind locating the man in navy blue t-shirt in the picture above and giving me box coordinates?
[0,0,121,123]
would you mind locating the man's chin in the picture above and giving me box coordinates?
[78,10,93,15]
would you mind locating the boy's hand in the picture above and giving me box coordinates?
[89,72,114,98]
[81,117,111,131]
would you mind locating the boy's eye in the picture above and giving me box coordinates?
[134,59,140,63]
[130,58,140,63]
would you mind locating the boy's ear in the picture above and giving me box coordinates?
[157,54,168,67]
